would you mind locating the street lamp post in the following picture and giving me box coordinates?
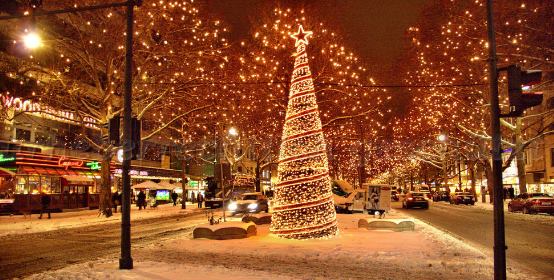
[438,134,448,192]
[220,126,239,222]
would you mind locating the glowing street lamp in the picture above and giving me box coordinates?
[22,31,41,49]
[437,134,447,142]
[228,127,238,137]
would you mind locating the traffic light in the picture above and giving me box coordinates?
[131,117,141,160]
[501,65,543,117]
[108,115,120,146]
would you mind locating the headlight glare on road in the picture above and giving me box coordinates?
[228,202,237,211]
[247,203,258,210]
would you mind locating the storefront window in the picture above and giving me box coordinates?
[16,176,28,194]
[15,128,31,142]
[28,176,40,194]
[41,177,52,193]
[51,177,61,193]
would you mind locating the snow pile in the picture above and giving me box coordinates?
[195,221,254,231]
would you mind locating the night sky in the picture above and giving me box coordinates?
[206,0,429,76]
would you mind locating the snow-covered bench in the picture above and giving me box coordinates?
[241,213,271,225]
[358,219,415,232]
[193,221,257,240]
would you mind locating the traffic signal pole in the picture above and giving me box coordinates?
[120,0,135,270]
[485,1,507,279]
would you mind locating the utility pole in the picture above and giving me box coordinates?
[486,0,507,279]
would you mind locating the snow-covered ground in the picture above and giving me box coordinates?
[0,203,201,237]
[23,210,547,280]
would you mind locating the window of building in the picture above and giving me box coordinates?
[551,148,554,167]
[35,132,53,146]
[15,128,31,142]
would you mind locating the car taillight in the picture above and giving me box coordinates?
[533,200,541,205]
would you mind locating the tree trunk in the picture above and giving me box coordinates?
[515,118,527,193]
[484,161,494,204]
[255,161,261,192]
[181,159,187,209]
[469,161,477,196]
[99,150,113,217]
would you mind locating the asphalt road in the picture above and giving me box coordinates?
[0,211,206,279]
[395,201,554,278]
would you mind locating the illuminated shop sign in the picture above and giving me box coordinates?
[0,153,16,163]
[114,168,149,176]
[1,94,98,128]
[86,161,101,170]
[58,156,84,170]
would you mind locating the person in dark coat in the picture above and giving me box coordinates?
[112,191,121,213]
[137,190,146,210]
[197,192,203,208]
[39,192,51,219]
[171,191,178,206]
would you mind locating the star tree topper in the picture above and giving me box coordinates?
[291,25,313,47]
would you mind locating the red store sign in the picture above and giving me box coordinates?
[57,156,84,170]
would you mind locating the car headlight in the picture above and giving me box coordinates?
[247,203,258,210]
[228,202,237,211]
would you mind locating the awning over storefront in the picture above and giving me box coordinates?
[0,167,15,176]
[132,180,162,190]
[158,181,180,190]
[62,175,95,185]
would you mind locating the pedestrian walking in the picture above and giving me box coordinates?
[171,191,178,206]
[197,192,203,208]
[112,191,121,213]
[191,191,196,203]
[39,192,52,219]
[137,190,146,210]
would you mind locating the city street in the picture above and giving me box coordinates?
[0,211,206,279]
[395,201,554,278]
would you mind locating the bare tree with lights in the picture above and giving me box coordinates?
[0,0,229,216]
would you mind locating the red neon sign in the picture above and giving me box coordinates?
[58,156,84,170]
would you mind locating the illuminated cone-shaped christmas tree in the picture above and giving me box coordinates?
[270,25,338,239]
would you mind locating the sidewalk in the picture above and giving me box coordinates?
[23,210,546,280]
[0,202,203,237]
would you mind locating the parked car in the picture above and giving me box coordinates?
[432,191,450,202]
[402,192,429,209]
[508,193,554,215]
[450,192,475,205]
[227,192,269,215]
[414,185,432,199]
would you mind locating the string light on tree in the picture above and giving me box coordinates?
[270,25,338,240]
